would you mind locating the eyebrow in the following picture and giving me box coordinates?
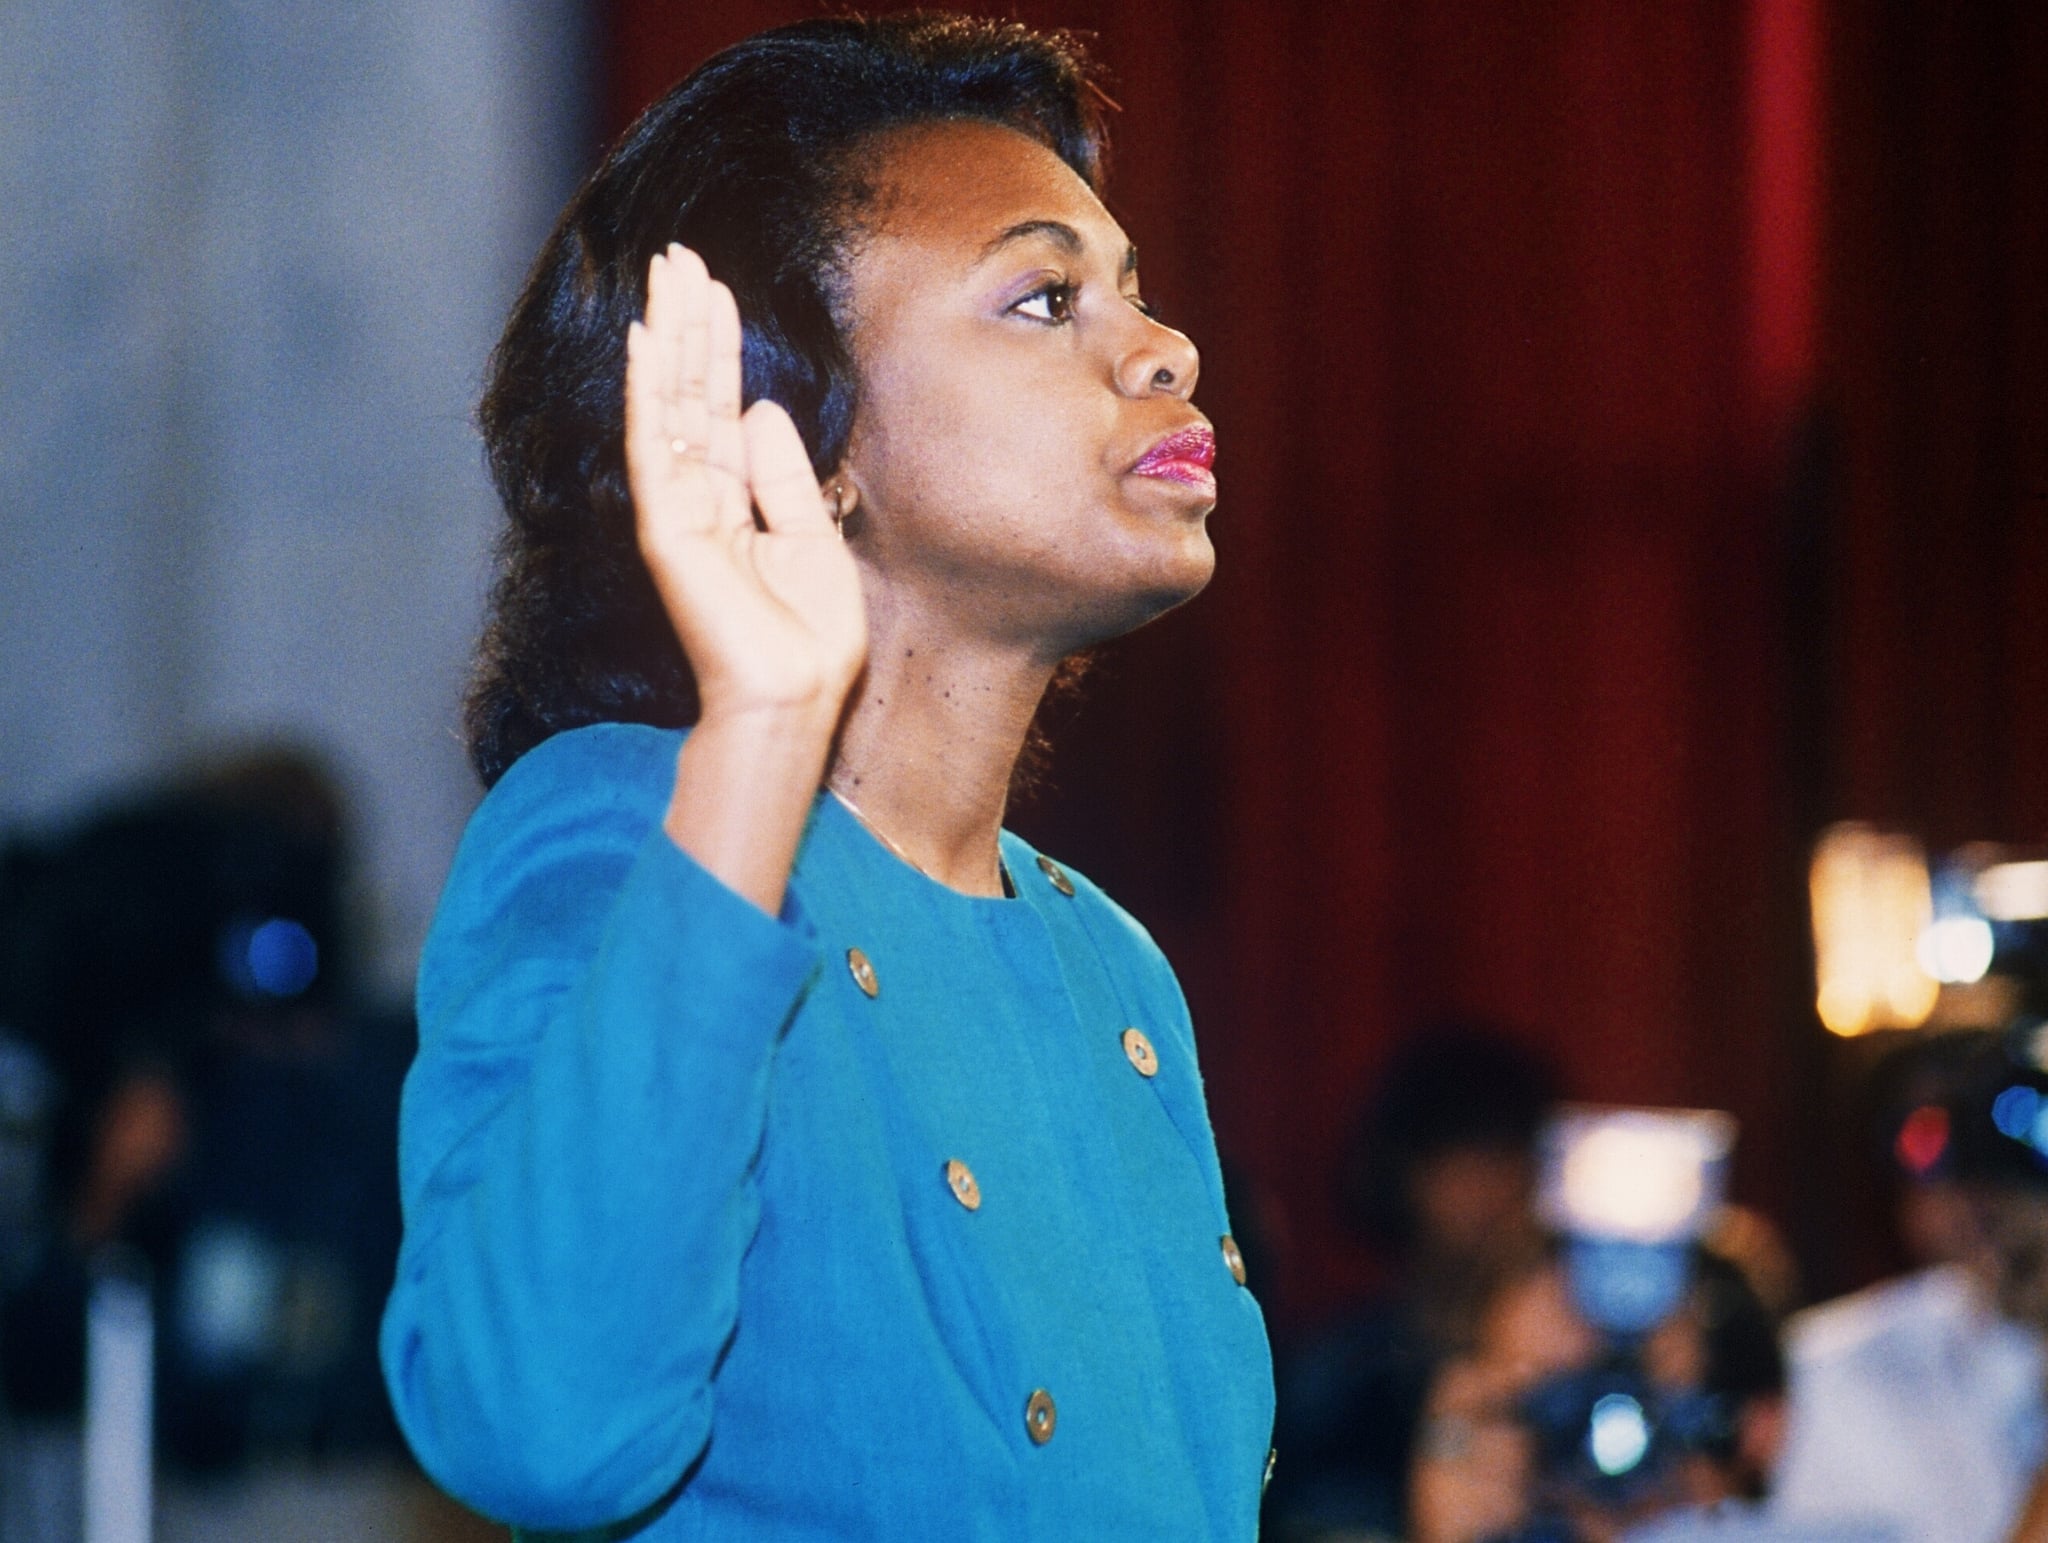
[980,219,1139,277]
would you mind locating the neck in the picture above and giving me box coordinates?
[828,596,1055,897]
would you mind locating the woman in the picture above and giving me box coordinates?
[380,15,1272,1539]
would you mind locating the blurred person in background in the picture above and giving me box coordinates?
[1771,1031,2048,1543]
[1865,1034,1995,1274]
[1405,1233,1865,1543]
[0,749,410,1538]
[1265,1024,1560,1541]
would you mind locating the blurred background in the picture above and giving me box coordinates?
[2,0,2041,1538]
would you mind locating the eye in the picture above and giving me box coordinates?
[1012,281,1077,324]
[1127,293,1158,320]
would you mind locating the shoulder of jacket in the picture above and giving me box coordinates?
[488,722,686,804]
[429,724,687,935]
[462,723,683,840]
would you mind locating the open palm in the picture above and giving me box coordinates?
[624,245,867,723]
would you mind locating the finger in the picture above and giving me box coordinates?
[742,400,832,535]
[706,279,743,426]
[631,250,674,455]
[625,321,684,522]
[673,244,709,390]
[640,249,685,452]
[652,241,705,334]
[641,247,672,332]
[647,250,699,448]
[626,318,721,546]
[702,279,751,530]
[625,319,662,490]
[664,244,711,458]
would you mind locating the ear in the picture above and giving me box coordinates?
[828,463,864,537]
[833,464,861,507]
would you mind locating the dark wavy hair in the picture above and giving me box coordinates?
[466,13,1111,787]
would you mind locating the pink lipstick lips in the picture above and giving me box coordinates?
[1131,425,1217,494]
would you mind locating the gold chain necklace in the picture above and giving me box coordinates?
[826,784,1011,897]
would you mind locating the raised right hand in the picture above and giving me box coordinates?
[624,244,867,727]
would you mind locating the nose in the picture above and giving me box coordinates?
[1115,315,1200,400]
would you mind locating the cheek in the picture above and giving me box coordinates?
[860,357,1111,540]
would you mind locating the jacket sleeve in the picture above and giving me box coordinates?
[378,725,820,1530]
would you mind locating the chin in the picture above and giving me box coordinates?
[1156,514,1217,594]
[1068,531,1215,647]
[1157,535,1217,610]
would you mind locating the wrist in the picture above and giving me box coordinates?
[693,688,844,744]
[662,705,838,916]
[692,649,860,729]
[675,706,838,814]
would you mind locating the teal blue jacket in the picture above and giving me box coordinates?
[379,724,1273,1539]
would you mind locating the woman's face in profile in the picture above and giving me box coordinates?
[837,119,1216,656]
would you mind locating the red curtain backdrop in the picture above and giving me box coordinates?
[604,0,2047,1327]
[1800,1,2048,1290]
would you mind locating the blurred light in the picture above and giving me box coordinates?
[1978,861,2048,922]
[1894,1104,1951,1176]
[1564,1128,1704,1240]
[218,916,319,1000]
[1918,916,1996,985]
[1589,1393,1652,1477]
[1547,1108,1735,1245]
[1810,825,1940,1035]
[1993,1085,2042,1146]
[178,1225,280,1371]
[246,918,318,996]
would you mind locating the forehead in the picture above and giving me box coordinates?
[851,118,1125,261]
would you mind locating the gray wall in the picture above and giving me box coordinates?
[1,2,591,997]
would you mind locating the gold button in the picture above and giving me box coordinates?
[944,1158,981,1211]
[846,947,879,998]
[1035,855,1075,896]
[1024,1387,1057,1444]
[1263,1446,1278,1494]
[1221,1233,1248,1286]
[1121,1027,1159,1078]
